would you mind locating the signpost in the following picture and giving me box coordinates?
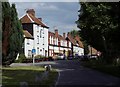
[32,49,36,66]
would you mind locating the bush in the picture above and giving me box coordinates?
[113,58,120,67]
[15,54,26,63]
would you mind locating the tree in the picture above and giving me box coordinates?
[70,30,89,55]
[2,2,23,65]
[76,2,120,63]
[2,2,11,65]
[69,30,79,38]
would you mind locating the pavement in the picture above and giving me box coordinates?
[10,59,120,87]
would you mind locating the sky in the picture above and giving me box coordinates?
[11,2,80,35]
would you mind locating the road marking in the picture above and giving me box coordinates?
[55,69,61,87]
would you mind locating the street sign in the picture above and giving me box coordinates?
[32,49,36,66]
[32,49,36,54]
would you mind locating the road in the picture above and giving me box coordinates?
[11,59,120,87]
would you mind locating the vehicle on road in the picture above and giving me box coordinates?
[67,55,74,60]
[57,54,66,60]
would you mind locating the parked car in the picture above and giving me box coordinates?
[75,54,80,59]
[67,55,74,60]
[89,55,98,60]
[57,54,65,60]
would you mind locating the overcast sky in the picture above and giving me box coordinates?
[12,2,80,35]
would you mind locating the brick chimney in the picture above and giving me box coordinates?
[67,32,70,37]
[55,29,58,37]
[26,9,35,16]
[38,18,42,21]
[63,33,66,38]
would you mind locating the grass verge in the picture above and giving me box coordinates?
[80,60,120,78]
[2,66,58,87]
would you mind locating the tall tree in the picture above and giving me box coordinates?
[2,2,23,65]
[69,30,79,38]
[70,30,89,55]
[2,2,11,65]
[76,2,120,63]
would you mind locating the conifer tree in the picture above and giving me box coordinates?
[2,2,23,65]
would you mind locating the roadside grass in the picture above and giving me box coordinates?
[2,66,58,87]
[38,69,58,87]
[80,59,120,78]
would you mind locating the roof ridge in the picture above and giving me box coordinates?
[27,13,34,23]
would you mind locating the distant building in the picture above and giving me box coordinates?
[48,30,84,58]
[88,45,99,55]
[20,9,49,58]
[66,33,84,57]
[48,30,68,57]
[19,9,84,59]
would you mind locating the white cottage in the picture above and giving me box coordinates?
[20,9,49,58]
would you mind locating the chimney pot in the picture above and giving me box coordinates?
[67,32,70,36]
[63,33,66,38]
[26,9,35,16]
[38,18,42,21]
[55,29,58,37]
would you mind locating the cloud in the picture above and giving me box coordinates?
[14,2,80,35]
[9,0,79,2]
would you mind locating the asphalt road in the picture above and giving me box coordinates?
[11,59,120,87]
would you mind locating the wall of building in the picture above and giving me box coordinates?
[73,46,84,56]
[33,24,48,57]
[24,38,33,58]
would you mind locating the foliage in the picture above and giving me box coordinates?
[81,60,120,78]
[69,30,79,38]
[76,2,120,63]
[2,2,23,65]
[70,29,89,55]
[2,66,58,86]
[15,54,26,63]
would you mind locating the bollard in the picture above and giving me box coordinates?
[44,65,51,71]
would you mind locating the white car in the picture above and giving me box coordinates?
[57,54,65,60]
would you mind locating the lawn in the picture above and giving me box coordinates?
[2,66,58,87]
[80,60,120,78]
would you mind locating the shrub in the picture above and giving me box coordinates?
[16,54,26,63]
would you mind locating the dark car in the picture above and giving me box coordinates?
[67,55,74,60]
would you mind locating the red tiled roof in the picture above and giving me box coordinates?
[49,31,55,38]
[67,34,76,45]
[49,31,66,41]
[20,13,49,28]
[75,35,84,48]
[58,35,66,41]
[20,15,31,23]
[23,30,34,39]
[88,45,98,55]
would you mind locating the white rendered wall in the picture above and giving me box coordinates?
[73,46,84,56]
[33,24,48,57]
[24,38,33,58]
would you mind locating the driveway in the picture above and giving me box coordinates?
[11,59,120,87]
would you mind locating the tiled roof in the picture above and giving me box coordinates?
[20,13,49,28]
[67,34,76,45]
[49,31,66,41]
[75,35,84,48]
[49,31,55,38]
[58,35,66,41]
[23,30,34,39]
[88,45,98,55]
